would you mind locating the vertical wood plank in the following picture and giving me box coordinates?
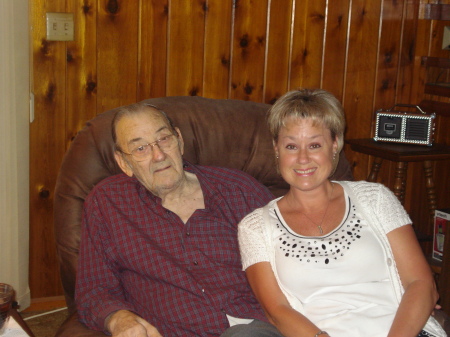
[230,0,268,101]
[138,0,169,100]
[97,0,139,112]
[397,0,419,104]
[166,0,206,96]
[263,0,293,104]
[289,0,326,90]
[374,0,404,112]
[203,0,233,99]
[411,3,432,107]
[322,0,350,101]
[66,0,98,144]
[343,0,382,181]
[29,0,66,298]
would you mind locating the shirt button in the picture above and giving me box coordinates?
[193,261,198,265]
[186,232,190,236]
[202,288,205,292]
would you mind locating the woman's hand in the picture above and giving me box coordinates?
[387,225,438,337]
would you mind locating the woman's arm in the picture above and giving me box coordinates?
[387,225,439,337]
[246,261,325,337]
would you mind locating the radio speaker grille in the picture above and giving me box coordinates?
[405,119,429,141]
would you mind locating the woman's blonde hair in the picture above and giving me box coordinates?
[267,88,346,152]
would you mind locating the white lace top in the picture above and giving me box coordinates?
[238,181,446,337]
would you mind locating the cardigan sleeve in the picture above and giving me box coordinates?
[374,183,412,233]
[343,181,412,235]
[238,207,271,270]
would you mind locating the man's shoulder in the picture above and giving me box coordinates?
[195,165,262,187]
[88,173,133,196]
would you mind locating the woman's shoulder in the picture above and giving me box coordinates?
[338,180,389,195]
[241,198,280,222]
[240,198,281,226]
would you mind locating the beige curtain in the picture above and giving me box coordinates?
[0,0,31,310]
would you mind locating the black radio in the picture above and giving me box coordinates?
[373,104,436,146]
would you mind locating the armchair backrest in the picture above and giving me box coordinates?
[54,96,353,312]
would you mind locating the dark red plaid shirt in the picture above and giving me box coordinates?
[75,162,273,336]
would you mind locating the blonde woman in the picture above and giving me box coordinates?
[238,89,446,337]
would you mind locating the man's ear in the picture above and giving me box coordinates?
[114,151,134,177]
[174,127,184,155]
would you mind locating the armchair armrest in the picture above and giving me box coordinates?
[55,312,107,337]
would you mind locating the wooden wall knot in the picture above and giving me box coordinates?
[221,55,229,66]
[244,82,254,95]
[384,52,392,64]
[269,97,278,105]
[67,50,74,63]
[86,80,97,93]
[311,13,325,21]
[46,83,56,102]
[106,0,119,14]
[39,187,50,199]
[189,87,199,96]
[82,1,92,14]
[40,40,50,56]
[240,34,249,48]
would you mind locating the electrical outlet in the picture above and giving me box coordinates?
[46,12,74,41]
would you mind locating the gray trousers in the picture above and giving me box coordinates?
[220,320,284,337]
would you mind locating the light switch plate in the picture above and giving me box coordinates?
[46,12,74,41]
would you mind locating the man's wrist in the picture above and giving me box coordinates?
[104,309,123,332]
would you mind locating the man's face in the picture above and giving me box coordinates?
[114,108,186,197]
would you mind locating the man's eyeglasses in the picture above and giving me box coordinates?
[120,134,178,161]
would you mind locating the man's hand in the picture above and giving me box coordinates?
[106,310,163,337]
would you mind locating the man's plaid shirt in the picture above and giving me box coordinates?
[76,162,273,336]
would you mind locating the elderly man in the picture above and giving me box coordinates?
[75,103,284,336]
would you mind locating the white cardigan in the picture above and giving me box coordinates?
[238,180,446,337]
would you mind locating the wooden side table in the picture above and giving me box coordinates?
[9,308,35,337]
[346,138,450,223]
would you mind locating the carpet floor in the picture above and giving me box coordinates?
[21,308,69,337]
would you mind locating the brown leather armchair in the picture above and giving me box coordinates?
[53,96,354,336]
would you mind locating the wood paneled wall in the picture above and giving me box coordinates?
[30,0,450,298]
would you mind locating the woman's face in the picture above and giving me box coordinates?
[274,117,338,193]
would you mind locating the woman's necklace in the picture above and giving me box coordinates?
[300,183,334,235]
